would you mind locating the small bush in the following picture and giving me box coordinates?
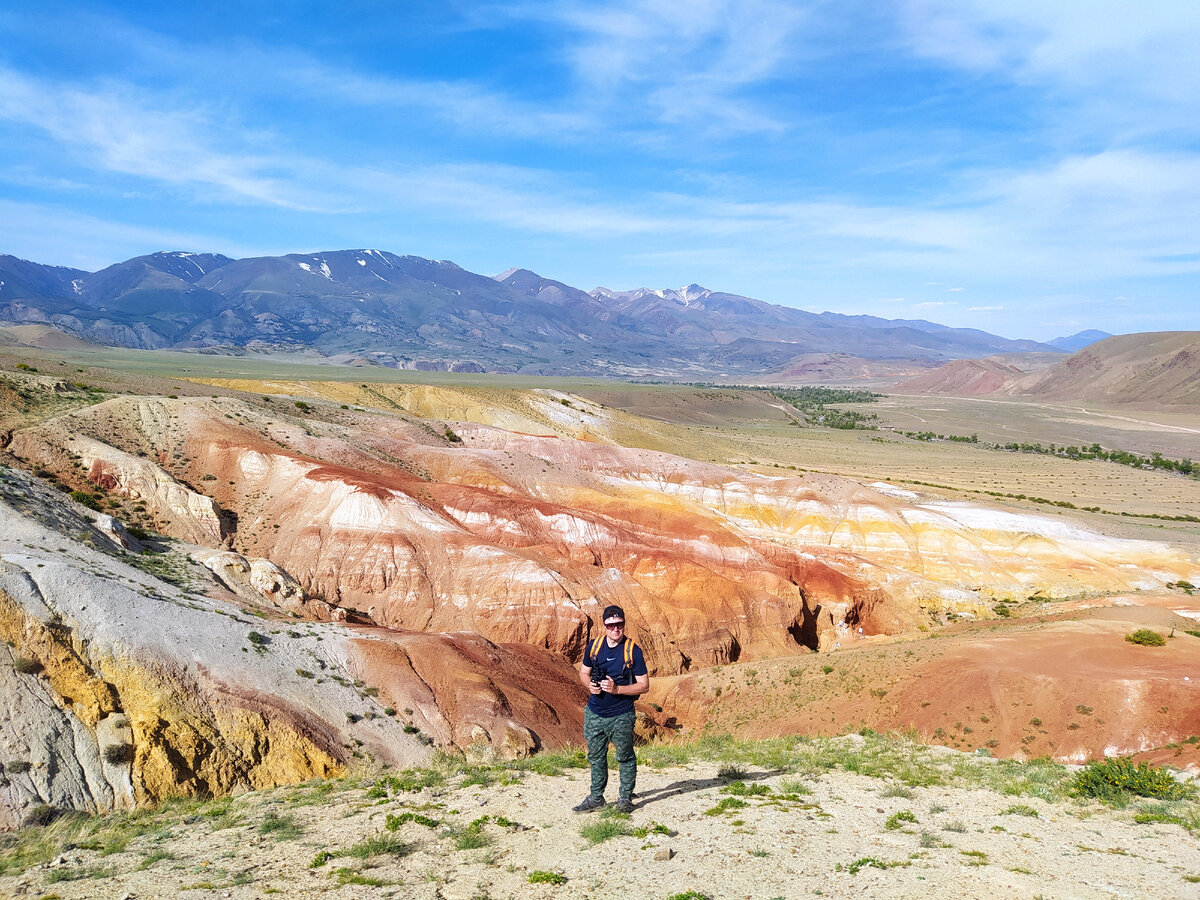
[7,760,32,774]
[528,870,567,885]
[69,491,102,511]
[22,804,61,827]
[103,743,134,765]
[1125,629,1166,647]
[13,657,42,675]
[1072,757,1194,804]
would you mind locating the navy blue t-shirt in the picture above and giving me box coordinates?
[584,636,648,717]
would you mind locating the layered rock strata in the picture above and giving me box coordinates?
[10,396,1197,676]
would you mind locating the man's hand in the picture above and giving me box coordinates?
[588,678,603,695]
[600,676,616,694]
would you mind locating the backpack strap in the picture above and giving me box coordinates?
[588,635,605,666]
[623,638,636,670]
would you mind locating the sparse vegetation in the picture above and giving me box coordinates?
[579,817,630,845]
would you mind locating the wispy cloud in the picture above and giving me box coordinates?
[0,68,327,210]
[968,305,1004,311]
[520,0,811,134]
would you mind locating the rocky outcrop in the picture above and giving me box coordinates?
[0,469,589,827]
[188,548,344,621]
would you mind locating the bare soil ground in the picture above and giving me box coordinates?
[2,738,1198,900]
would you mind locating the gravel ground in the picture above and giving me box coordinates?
[3,749,1198,900]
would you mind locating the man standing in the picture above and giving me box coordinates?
[574,605,649,814]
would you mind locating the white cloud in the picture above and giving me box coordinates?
[946,286,964,292]
[0,68,328,210]
[968,305,1004,311]
[899,0,1200,139]
[523,0,812,134]
[913,301,956,309]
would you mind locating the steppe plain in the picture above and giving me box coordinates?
[0,344,1198,898]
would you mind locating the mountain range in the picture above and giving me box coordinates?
[895,331,1200,409]
[1,249,1056,377]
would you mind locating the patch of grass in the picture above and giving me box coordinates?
[960,849,989,866]
[579,818,630,845]
[885,810,918,830]
[136,849,174,870]
[747,847,770,857]
[375,768,446,793]
[1001,804,1039,817]
[45,864,114,883]
[630,821,673,838]
[944,820,967,833]
[454,830,492,850]
[334,866,389,887]
[385,811,438,829]
[343,833,414,859]
[258,811,303,841]
[461,768,494,788]
[704,797,749,816]
[843,857,908,875]
[528,870,567,884]
[721,780,770,797]
[663,892,710,900]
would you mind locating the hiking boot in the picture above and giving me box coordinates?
[572,795,605,813]
[615,797,635,814]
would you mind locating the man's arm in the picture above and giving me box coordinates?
[611,672,649,697]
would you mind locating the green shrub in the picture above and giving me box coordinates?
[69,491,102,511]
[528,870,567,884]
[1072,757,1194,804]
[1125,629,1166,647]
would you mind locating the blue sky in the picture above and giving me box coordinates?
[1,1,1198,341]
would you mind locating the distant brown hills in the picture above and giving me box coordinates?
[894,331,1200,409]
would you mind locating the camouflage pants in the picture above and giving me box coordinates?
[583,707,637,800]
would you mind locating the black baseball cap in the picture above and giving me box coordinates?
[601,604,625,624]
